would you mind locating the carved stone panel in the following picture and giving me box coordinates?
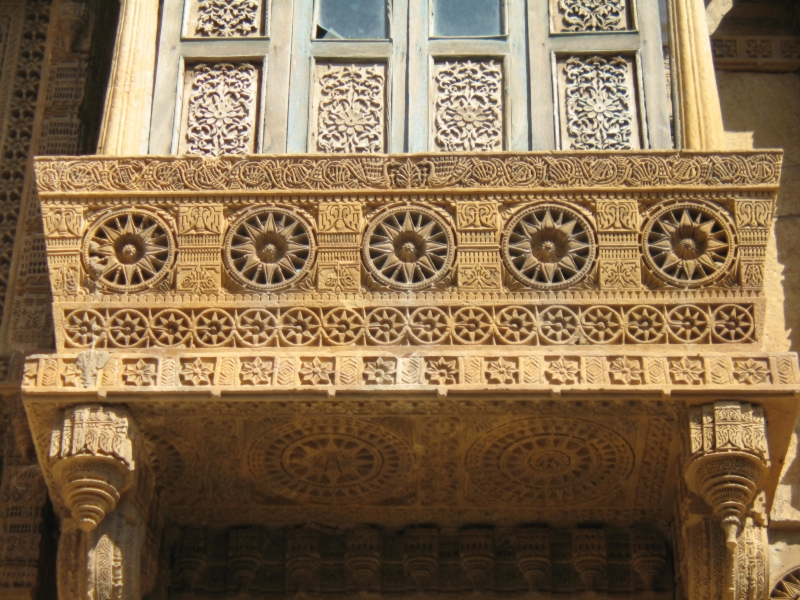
[188,0,266,37]
[311,63,386,154]
[552,0,629,33]
[179,62,260,156]
[557,55,640,150]
[433,60,503,152]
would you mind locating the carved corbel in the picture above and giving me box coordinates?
[684,402,770,600]
[48,405,139,531]
[684,402,770,548]
[403,528,438,592]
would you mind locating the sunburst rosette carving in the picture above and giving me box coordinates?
[248,417,414,505]
[642,202,734,288]
[502,203,596,290]
[363,205,455,291]
[224,207,316,292]
[466,418,634,506]
[82,209,175,293]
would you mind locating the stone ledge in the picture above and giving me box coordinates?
[22,350,800,395]
[34,150,783,194]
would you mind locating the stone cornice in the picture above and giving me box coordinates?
[34,151,783,195]
[21,350,800,396]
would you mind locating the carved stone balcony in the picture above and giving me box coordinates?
[22,150,798,541]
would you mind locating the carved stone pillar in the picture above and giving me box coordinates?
[97,0,159,154]
[48,405,157,600]
[683,401,770,600]
[668,0,726,149]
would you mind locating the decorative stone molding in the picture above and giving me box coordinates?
[34,151,782,193]
[48,405,138,531]
[684,401,770,571]
[712,36,800,73]
[22,351,800,394]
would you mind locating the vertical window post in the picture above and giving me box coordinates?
[668,0,726,149]
[98,0,160,155]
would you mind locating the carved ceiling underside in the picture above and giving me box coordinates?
[25,396,682,528]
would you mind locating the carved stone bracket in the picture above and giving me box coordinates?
[684,401,770,549]
[683,402,771,600]
[48,405,138,531]
[47,405,161,600]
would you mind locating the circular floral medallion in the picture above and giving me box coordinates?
[538,306,580,344]
[712,304,754,343]
[466,418,634,506]
[323,308,365,345]
[248,417,414,504]
[494,306,537,345]
[235,309,277,347]
[502,203,596,290]
[108,309,149,348]
[452,307,493,344]
[408,307,450,345]
[625,305,666,343]
[279,307,321,346]
[82,210,175,292]
[643,202,733,287]
[150,310,192,347]
[64,309,106,347]
[363,206,455,291]
[667,304,710,343]
[771,568,800,599]
[365,307,407,345]
[580,306,623,344]
[193,309,235,347]
[224,207,315,292]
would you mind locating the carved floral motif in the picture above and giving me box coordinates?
[60,302,757,349]
[557,0,625,32]
[195,0,260,37]
[643,203,733,287]
[563,56,634,150]
[223,207,315,291]
[466,418,635,505]
[316,64,385,154]
[434,61,503,152]
[248,417,414,504]
[185,63,257,156]
[82,210,174,293]
[363,206,455,291]
[503,203,596,290]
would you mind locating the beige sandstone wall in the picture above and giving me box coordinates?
[717,71,800,354]
[723,70,800,585]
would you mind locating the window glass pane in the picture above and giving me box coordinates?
[316,0,388,39]
[433,0,503,37]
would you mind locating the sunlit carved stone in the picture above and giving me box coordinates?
[433,60,503,152]
[49,406,138,531]
[684,402,770,549]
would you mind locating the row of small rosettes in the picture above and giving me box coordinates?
[80,201,734,293]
